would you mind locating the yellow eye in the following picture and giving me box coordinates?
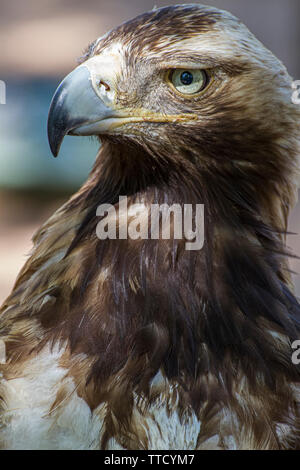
[170,69,208,95]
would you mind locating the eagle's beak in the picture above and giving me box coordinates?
[47,65,114,157]
[48,60,198,157]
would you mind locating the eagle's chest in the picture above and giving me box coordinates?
[0,344,205,450]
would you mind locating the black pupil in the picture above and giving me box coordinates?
[180,71,193,85]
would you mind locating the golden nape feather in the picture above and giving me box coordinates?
[1,4,300,450]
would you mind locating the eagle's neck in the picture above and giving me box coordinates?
[67,141,299,353]
[56,140,300,443]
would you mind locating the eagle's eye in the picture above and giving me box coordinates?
[169,69,208,95]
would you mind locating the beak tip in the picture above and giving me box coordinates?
[47,65,107,158]
[47,113,64,158]
[47,80,69,158]
[47,127,59,158]
[51,149,59,158]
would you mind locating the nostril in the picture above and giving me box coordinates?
[98,80,110,92]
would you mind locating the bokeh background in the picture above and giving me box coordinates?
[0,0,300,303]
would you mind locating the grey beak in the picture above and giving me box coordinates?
[47,66,112,157]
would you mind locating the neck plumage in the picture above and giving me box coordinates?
[68,139,300,353]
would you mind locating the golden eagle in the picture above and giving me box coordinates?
[1,4,300,450]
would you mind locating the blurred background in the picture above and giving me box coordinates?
[0,0,300,303]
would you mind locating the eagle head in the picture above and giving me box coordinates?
[48,4,299,168]
[47,4,300,261]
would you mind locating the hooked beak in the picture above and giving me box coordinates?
[47,65,115,157]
